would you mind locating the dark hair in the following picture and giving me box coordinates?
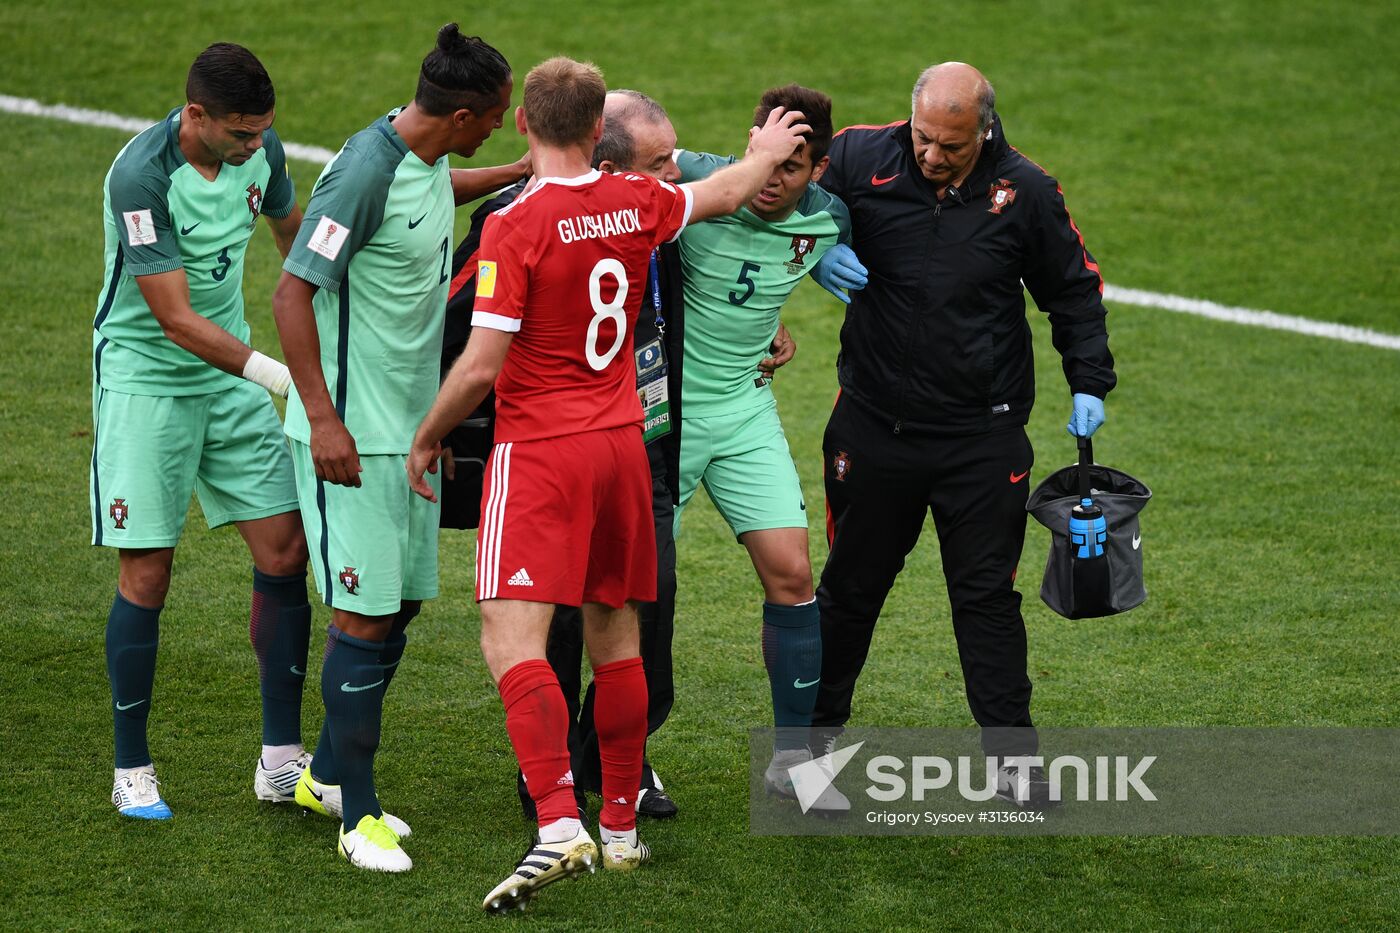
[523,57,605,147]
[415,23,512,117]
[186,43,275,117]
[752,83,833,163]
[593,89,669,170]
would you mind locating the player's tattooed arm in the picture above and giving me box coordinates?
[266,204,305,259]
[684,107,811,224]
[450,152,531,205]
[407,326,514,502]
[272,271,362,487]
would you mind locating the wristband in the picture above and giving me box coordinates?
[243,350,292,398]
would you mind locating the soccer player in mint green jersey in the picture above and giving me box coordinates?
[673,84,857,813]
[91,43,314,821]
[273,23,519,873]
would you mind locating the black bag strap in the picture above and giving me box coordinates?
[1077,436,1094,500]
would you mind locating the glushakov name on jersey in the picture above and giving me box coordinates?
[556,207,643,244]
[471,170,692,444]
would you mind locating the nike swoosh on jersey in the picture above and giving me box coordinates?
[408,213,428,229]
[341,679,385,693]
[871,173,900,186]
[115,698,148,711]
[1010,470,1029,483]
[1132,534,1142,550]
[180,222,201,235]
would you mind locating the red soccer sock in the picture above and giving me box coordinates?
[592,656,648,832]
[498,659,577,827]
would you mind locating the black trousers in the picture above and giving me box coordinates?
[813,394,1038,758]
[520,442,677,795]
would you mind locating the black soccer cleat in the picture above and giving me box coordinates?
[636,768,678,819]
[994,763,1065,811]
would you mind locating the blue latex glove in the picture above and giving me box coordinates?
[810,244,868,304]
[1067,393,1106,437]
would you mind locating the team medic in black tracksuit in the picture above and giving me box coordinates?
[813,113,1116,759]
[440,183,684,817]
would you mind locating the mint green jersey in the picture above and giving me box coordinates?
[92,108,295,395]
[675,149,850,416]
[282,110,454,455]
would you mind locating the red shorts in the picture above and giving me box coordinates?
[476,425,657,608]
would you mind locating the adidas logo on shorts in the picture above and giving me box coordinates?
[508,568,534,587]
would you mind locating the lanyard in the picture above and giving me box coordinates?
[649,250,665,335]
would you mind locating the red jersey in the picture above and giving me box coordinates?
[472,169,693,443]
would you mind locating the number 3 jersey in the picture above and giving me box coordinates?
[93,107,296,395]
[282,110,454,454]
[674,150,850,417]
[472,170,693,444]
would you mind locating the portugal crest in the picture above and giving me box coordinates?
[246,182,264,222]
[988,178,1017,215]
[339,567,360,595]
[109,498,129,529]
[833,451,852,482]
[785,234,818,274]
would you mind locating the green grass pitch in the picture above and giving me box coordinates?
[2,1,1397,928]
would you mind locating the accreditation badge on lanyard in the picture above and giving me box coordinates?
[636,250,671,443]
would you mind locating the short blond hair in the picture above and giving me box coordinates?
[523,57,606,146]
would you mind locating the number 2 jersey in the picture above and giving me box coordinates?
[92,107,295,395]
[282,110,455,454]
[472,170,693,443]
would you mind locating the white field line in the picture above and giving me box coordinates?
[6,93,1399,353]
[0,94,337,163]
[1102,285,1400,352]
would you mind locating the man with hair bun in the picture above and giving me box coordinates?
[90,41,310,821]
[272,23,523,873]
[406,56,812,912]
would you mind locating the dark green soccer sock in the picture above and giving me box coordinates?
[380,601,419,693]
[249,568,311,747]
[310,602,417,785]
[310,718,337,784]
[761,600,823,750]
[106,591,161,769]
[320,626,385,829]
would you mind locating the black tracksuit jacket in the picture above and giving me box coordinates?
[817,114,1115,435]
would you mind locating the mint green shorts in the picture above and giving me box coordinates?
[676,403,807,539]
[290,439,440,617]
[90,382,298,548]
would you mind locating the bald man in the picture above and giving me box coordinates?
[810,63,1116,809]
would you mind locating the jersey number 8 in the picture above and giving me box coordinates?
[586,258,629,371]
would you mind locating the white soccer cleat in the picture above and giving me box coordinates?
[764,747,851,816]
[482,827,598,914]
[600,826,651,871]
[254,749,311,803]
[293,767,412,839]
[338,815,412,873]
[112,765,173,820]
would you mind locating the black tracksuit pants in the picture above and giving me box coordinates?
[813,393,1038,758]
[518,441,676,797]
